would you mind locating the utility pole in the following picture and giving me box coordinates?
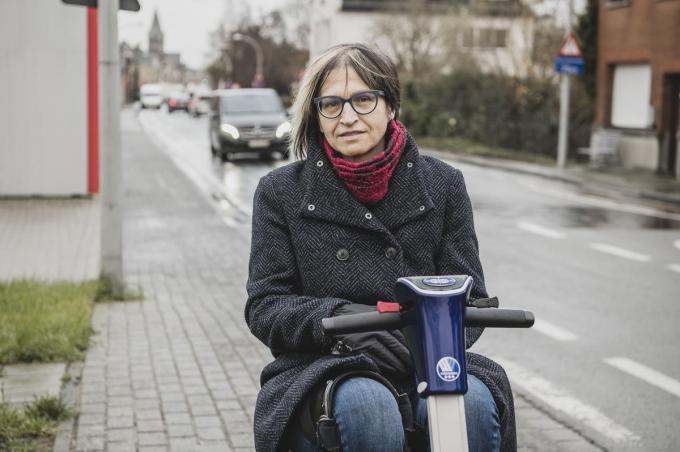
[556,0,573,169]
[99,0,124,296]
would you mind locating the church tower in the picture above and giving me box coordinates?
[148,9,164,59]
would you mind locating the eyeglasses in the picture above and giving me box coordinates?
[313,90,385,119]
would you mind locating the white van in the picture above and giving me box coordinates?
[140,83,162,109]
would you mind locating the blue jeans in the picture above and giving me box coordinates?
[288,374,501,452]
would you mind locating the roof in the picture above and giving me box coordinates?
[149,9,162,36]
[340,0,524,16]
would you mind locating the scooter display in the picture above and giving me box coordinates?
[322,274,534,452]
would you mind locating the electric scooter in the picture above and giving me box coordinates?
[321,274,534,452]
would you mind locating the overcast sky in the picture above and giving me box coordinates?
[118,0,287,69]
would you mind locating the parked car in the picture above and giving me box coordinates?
[167,91,190,113]
[140,83,162,109]
[189,91,212,117]
[208,88,290,161]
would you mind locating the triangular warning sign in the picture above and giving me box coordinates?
[557,32,583,57]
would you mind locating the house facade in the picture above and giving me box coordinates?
[595,0,680,176]
[309,0,535,77]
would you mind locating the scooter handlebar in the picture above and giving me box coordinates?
[321,312,403,335]
[321,308,534,335]
[464,308,535,328]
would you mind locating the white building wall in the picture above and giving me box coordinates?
[310,1,415,60]
[0,0,88,196]
[464,16,534,77]
[309,0,533,77]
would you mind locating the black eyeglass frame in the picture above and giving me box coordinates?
[313,90,386,119]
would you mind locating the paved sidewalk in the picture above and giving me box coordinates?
[73,114,269,452]
[0,362,65,407]
[69,113,602,452]
[0,198,100,281]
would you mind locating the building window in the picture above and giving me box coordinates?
[606,0,631,8]
[478,28,508,48]
[610,64,653,129]
[461,28,474,48]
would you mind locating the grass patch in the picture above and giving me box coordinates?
[0,280,98,364]
[0,396,73,451]
[416,136,557,166]
[95,275,143,302]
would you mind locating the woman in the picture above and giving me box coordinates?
[246,43,515,452]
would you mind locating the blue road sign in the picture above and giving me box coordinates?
[555,56,584,76]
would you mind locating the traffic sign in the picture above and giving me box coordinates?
[557,32,583,58]
[555,32,584,75]
[555,57,584,75]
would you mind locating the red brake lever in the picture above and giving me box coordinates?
[377,301,401,313]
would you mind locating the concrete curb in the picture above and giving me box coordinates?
[422,148,680,208]
[514,390,607,452]
[52,361,83,452]
[422,149,582,185]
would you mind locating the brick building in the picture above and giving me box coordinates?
[595,0,680,176]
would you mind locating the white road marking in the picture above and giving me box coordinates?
[531,318,578,341]
[674,240,680,251]
[516,179,680,222]
[667,264,680,273]
[589,243,651,262]
[516,222,566,239]
[495,358,640,444]
[605,357,680,399]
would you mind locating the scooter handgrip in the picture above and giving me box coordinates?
[465,308,534,328]
[321,312,404,335]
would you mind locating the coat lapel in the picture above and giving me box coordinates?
[298,131,433,234]
[298,134,387,234]
[372,133,434,231]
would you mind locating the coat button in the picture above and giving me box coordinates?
[365,212,373,220]
[385,247,398,259]
[419,205,425,211]
[316,160,324,167]
[336,248,350,261]
[407,162,413,168]
[308,204,315,211]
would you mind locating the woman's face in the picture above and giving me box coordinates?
[317,66,393,163]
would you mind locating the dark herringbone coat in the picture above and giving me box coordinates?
[246,131,516,452]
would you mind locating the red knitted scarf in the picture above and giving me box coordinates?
[322,120,407,204]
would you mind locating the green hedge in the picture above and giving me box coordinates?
[400,70,593,158]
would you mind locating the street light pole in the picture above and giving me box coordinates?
[556,0,573,169]
[232,33,263,84]
[99,0,124,296]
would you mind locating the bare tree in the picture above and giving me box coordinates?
[280,0,310,50]
[529,18,564,81]
[371,0,448,76]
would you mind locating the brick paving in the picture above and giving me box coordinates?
[75,116,268,452]
[71,113,603,451]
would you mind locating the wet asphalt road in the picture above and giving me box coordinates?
[137,108,680,452]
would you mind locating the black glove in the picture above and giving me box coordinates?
[331,303,413,377]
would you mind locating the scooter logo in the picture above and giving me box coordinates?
[422,277,456,287]
[436,356,461,382]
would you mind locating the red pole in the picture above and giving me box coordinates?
[87,7,99,194]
